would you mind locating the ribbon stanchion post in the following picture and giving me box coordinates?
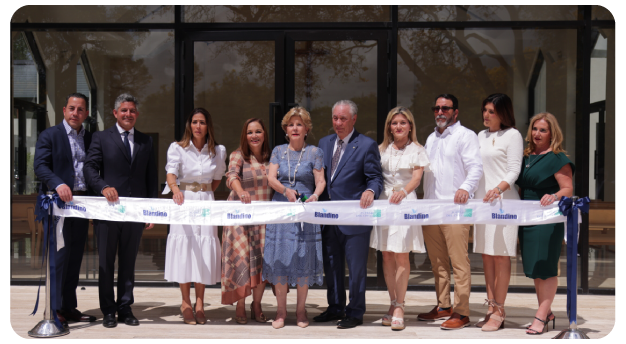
[553,195,591,340]
[28,192,69,338]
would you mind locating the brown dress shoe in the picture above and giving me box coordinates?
[417,306,453,321]
[441,312,470,330]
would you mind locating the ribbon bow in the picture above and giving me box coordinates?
[32,193,65,330]
[557,195,589,328]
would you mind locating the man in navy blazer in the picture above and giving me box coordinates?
[84,93,158,328]
[314,100,383,328]
[34,93,97,326]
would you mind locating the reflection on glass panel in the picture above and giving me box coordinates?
[592,5,614,20]
[12,33,38,104]
[294,40,378,143]
[11,30,175,282]
[12,5,174,23]
[587,27,614,290]
[399,5,577,22]
[184,5,389,23]
[193,40,275,197]
[398,28,578,287]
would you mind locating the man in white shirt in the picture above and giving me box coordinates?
[417,94,482,330]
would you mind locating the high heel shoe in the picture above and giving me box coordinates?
[382,299,396,326]
[180,304,196,325]
[194,303,206,325]
[250,302,267,323]
[526,312,555,329]
[297,310,309,328]
[526,316,549,335]
[390,301,406,331]
[481,300,505,332]
[475,299,493,328]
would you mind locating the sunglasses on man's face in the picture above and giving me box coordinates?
[431,106,455,113]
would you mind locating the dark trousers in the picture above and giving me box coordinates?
[54,217,89,312]
[321,225,371,320]
[95,220,144,316]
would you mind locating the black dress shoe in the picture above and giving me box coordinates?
[118,312,140,326]
[55,312,69,329]
[313,310,345,322]
[337,316,363,329]
[62,308,97,322]
[103,313,117,328]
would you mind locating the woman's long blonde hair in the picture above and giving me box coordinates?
[379,106,419,152]
[523,112,567,157]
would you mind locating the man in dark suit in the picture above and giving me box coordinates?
[84,93,158,328]
[314,100,383,328]
[34,92,97,327]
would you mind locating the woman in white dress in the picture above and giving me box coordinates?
[163,108,226,325]
[370,106,429,331]
[473,94,523,331]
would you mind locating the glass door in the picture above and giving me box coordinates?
[184,31,285,199]
[284,30,388,147]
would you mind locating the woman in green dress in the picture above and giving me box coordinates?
[515,112,574,335]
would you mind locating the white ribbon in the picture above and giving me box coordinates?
[53,196,572,227]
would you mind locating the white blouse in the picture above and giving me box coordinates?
[476,127,523,194]
[380,142,430,193]
[162,142,227,194]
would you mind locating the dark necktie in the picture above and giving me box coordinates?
[330,139,344,177]
[123,131,132,160]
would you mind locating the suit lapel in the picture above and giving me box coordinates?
[324,134,336,182]
[130,129,142,169]
[330,130,359,185]
[110,126,131,163]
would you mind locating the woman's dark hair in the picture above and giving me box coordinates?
[481,93,515,130]
[177,107,217,156]
[239,118,271,162]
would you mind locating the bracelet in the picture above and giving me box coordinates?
[552,193,558,202]
[310,194,318,200]
[401,189,408,197]
[495,186,503,195]
[282,187,288,197]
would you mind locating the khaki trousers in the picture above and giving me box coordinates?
[422,224,471,316]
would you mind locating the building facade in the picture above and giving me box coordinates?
[10,5,615,294]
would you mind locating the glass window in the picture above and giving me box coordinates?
[399,5,578,22]
[397,27,579,288]
[592,5,614,20]
[11,30,175,281]
[587,27,614,290]
[12,5,174,23]
[184,5,389,23]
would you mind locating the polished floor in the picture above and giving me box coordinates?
[11,285,614,339]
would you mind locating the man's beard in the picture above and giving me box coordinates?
[435,115,454,129]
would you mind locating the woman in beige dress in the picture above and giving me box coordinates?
[370,106,429,331]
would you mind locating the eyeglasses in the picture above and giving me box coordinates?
[431,106,455,113]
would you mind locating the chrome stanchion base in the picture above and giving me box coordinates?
[552,324,590,339]
[28,320,69,338]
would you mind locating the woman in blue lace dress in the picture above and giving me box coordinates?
[262,107,326,329]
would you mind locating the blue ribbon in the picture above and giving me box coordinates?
[32,193,65,330]
[558,196,590,326]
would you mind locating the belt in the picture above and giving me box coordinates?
[73,190,88,196]
[179,182,211,192]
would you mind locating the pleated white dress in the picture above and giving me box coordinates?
[163,142,226,284]
[473,128,523,257]
[370,142,430,253]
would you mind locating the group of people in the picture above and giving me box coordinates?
[34,91,574,336]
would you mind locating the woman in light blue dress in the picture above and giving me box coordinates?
[262,107,325,329]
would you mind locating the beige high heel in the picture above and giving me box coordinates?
[382,299,396,326]
[475,299,494,327]
[390,301,406,331]
[194,303,206,325]
[481,300,505,332]
[181,304,196,325]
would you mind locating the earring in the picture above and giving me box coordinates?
[305,133,308,139]
[285,134,290,142]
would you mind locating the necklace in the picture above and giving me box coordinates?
[526,154,539,168]
[286,144,305,186]
[390,141,410,177]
